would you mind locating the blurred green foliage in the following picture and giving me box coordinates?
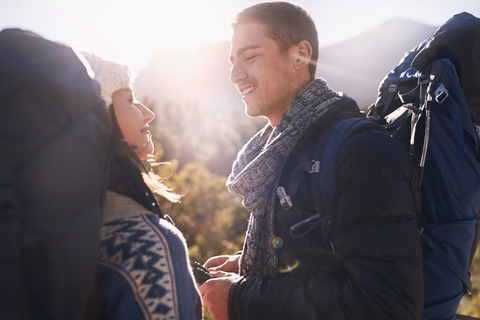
[160,161,249,262]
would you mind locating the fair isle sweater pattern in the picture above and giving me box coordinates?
[99,191,179,320]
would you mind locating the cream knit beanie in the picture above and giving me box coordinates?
[81,52,135,107]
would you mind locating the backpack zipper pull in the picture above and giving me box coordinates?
[276,186,293,210]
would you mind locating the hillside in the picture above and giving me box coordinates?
[318,18,437,108]
[135,18,437,112]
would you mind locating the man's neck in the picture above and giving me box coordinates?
[268,78,314,127]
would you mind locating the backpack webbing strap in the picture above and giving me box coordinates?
[286,94,384,246]
[469,217,480,271]
[315,118,382,214]
[287,120,339,244]
[311,118,382,249]
[423,292,473,320]
[468,205,480,276]
[456,314,480,320]
[421,232,472,291]
[308,120,342,215]
[306,120,344,249]
[286,95,354,205]
[412,60,446,187]
[420,231,473,319]
[287,153,318,201]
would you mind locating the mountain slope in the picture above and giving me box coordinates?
[317,18,436,107]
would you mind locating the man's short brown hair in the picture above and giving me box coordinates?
[231,1,319,80]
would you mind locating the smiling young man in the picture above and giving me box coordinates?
[200,2,423,320]
[229,20,311,126]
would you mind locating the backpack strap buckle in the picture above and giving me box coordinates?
[276,186,293,210]
[309,160,320,173]
[434,83,449,104]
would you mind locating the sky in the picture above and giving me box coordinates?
[1,0,479,71]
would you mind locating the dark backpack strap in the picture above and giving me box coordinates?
[412,59,446,186]
[289,117,383,251]
[287,153,318,202]
[456,314,480,320]
[314,119,382,250]
[313,118,381,215]
[470,215,480,272]
[420,241,471,318]
[287,119,342,242]
[421,232,472,294]
[286,94,361,202]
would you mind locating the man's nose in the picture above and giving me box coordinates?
[230,62,247,84]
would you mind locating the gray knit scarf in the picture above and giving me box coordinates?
[227,79,339,277]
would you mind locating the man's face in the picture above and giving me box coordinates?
[229,22,298,126]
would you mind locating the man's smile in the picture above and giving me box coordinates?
[240,85,256,97]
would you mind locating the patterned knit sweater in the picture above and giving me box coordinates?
[98,190,203,320]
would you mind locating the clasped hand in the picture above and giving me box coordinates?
[199,255,242,320]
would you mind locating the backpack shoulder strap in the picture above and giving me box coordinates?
[312,118,382,250]
[313,118,381,214]
[286,94,361,201]
[420,231,473,319]
[289,116,382,251]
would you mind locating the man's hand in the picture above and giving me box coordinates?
[204,255,240,274]
[200,270,242,320]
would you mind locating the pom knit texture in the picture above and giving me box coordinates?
[81,51,134,107]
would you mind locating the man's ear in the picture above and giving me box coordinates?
[294,40,313,70]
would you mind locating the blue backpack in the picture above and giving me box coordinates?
[369,12,480,319]
[0,29,168,320]
[0,29,112,319]
[284,12,480,320]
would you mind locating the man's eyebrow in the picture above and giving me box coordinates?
[230,44,261,63]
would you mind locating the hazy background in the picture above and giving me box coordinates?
[2,0,479,70]
[2,1,480,317]
[2,0,479,113]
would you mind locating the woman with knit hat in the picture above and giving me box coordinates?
[81,52,203,320]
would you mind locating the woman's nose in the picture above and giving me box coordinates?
[137,102,155,123]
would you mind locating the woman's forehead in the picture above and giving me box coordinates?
[119,86,134,96]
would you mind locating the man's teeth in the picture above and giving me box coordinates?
[242,87,255,95]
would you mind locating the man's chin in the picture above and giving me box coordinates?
[244,104,260,119]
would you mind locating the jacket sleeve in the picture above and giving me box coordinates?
[228,129,423,320]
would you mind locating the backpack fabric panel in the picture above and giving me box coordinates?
[414,59,480,320]
[0,29,111,319]
[367,12,480,320]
